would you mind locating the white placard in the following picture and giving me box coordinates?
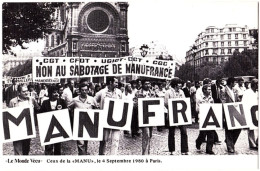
[103,98,133,131]
[138,98,164,127]
[199,103,223,130]
[37,109,72,146]
[73,109,103,141]
[168,98,192,126]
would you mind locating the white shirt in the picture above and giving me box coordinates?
[62,87,73,105]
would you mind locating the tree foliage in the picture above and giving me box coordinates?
[6,59,32,77]
[3,3,63,55]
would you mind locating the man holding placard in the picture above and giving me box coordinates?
[220,77,240,153]
[94,76,122,155]
[9,84,40,155]
[242,79,258,150]
[134,79,156,155]
[195,84,215,155]
[68,79,98,155]
[164,78,189,155]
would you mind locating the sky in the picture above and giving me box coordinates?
[8,0,258,62]
[128,0,258,62]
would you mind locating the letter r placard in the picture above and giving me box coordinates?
[168,98,192,126]
[138,98,164,127]
[1,106,36,143]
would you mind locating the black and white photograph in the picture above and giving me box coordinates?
[1,0,259,170]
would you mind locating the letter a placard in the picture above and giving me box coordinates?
[103,98,133,131]
[138,98,164,127]
[1,106,36,143]
[37,109,72,146]
[73,109,103,141]
[199,104,223,130]
[168,98,192,126]
[223,103,248,130]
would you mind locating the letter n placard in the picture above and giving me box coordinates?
[138,98,164,127]
[102,98,133,131]
[1,106,36,143]
[199,104,223,130]
[73,109,103,141]
[223,103,249,130]
[37,109,72,146]
[243,103,258,130]
[168,98,192,126]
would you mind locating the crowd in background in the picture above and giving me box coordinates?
[2,76,258,156]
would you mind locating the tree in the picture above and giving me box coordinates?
[6,60,32,77]
[3,3,63,55]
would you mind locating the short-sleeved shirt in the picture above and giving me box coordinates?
[196,94,214,113]
[9,96,40,111]
[68,95,98,110]
[94,87,122,110]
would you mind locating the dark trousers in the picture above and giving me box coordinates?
[131,107,139,135]
[45,143,61,155]
[13,139,31,155]
[224,121,241,151]
[168,126,188,153]
[214,131,219,142]
[196,130,214,152]
[77,140,88,155]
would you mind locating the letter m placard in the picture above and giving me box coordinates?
[2,106,36,143]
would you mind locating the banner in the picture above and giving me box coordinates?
[32,56,175,80]
[1,106,36,143]
[223,102,249,130]
[138,98,165,127]
[199,104,223,130]
[168,98,192,126]
[5,74,33,84]
[73,109,103,141]
[102,98,133,131]
[37,109,73,146]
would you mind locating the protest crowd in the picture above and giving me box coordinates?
[2,76,258,156]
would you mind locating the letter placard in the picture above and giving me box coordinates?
[168,98,192,126]
[223,103,248,130]
[1,106,36,143]
[243,103,258,130]
[103,98,133,131]
[199,104,223,130]
[138,98,164,127]
[73,109,103,141]
[37,109,72,146]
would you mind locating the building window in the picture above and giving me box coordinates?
[57,35,60,45]
[228,34,231,39]
[205,50,209,55]
[211,35,213,39]
[221,49,225,54]
[235,34,238,39]
[51,35,54,47]
[242,28,245,32]
[243,34,246,39]
[121,43,126,52]
[211,28,214,33]
[73,41,77,50]
[205,42,208,47]
[46,36,49,47]
[213,57,216,63]
[244,41,247,46]
[221,42,224,46]
[235,41,238,46]
[213,49,218,54]
[220,29,223,33]
[221,35,224,40]
[233,28,236,32]
[229,28,232,32]
[228,49,232,54]
[228,41,231,46]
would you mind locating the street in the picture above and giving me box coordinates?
[3,124,258,156]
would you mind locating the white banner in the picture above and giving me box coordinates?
[138,98,165,127]
[168,98,192,126]
[1,106,36,143]
[32,56,175,80]
[199,104,223,130]
[37,109,72,146]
